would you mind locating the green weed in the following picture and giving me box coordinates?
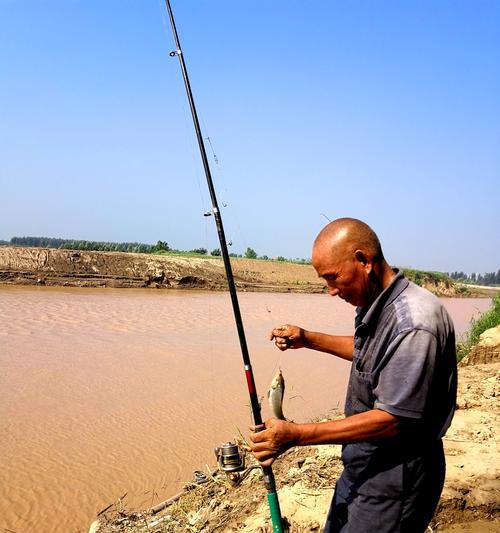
[456,294,500,362]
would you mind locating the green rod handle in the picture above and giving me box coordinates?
[267,491,284,532]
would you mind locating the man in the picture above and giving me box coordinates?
[249,218,457,533]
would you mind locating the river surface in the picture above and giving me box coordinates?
[0,286,491,533]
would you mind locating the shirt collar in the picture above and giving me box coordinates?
[355,269,409,332]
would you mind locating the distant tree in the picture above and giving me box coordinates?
[211,248,221,256]
[152,240,170,253]
[277,256,286,262]
[260,255,269,260]
[191,247,207,255]
[483,272,496,285]
[137,243,150,253]
[244,247,257,259]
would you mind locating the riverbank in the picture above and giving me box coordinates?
[90,346,500,532]
[1,246,496,297]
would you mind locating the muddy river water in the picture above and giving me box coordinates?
[0,286,491,532]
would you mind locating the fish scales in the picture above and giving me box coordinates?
[268,368,286,420]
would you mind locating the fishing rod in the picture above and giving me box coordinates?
[163,2,284,531]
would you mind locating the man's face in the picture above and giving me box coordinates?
[312,245,371,307]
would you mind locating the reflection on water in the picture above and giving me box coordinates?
[0,286,490,532]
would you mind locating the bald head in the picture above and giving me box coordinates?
[313,218,383,264]
[312,218,393,306]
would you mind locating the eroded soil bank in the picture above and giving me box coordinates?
[0,247,323,292]
[1,246,494,296]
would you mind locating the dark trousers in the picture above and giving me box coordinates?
[324,441,445,533]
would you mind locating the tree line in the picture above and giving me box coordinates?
[5,237,311,263]
[447,270,500,287]
[8,236,167,254]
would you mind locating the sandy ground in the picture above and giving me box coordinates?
[90,359,499,532]
[435,361,499,531]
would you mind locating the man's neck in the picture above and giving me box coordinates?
[380,261,397,290]
[365,261,396,308]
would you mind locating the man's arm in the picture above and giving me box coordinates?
[270,324,354,361]
[250,410,399,467]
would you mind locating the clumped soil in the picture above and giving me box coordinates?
[90,358,499,533]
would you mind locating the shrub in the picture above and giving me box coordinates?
[244,247,257,259]
[456,294,500,362]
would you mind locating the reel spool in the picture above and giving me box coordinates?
[214,441,246,486]
[214,441,245,472]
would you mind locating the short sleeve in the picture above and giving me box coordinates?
[373,329,438,419]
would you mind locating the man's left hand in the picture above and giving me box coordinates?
[249,418,299,467]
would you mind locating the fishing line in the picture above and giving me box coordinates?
[205,136,219,166]
[257,300,285,410]
[180,98,210,217]
[195,108,255,256]
[261,299,317,423]
[158,0,209,218]
[195,115,236,247]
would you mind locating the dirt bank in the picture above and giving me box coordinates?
[0,246,325,293]
[89,351,500,532]
[0,246,483,296]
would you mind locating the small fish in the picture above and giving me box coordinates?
[268,368,286,420]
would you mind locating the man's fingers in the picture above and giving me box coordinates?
[249,440,272,453]
[270,325,289,337]
[249,427,270,443]
[252,453,275,467]
[275,337,293,350]
[249,423,265,433]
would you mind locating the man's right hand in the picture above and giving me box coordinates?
[269,324,306,350]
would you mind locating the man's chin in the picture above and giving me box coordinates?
[343,295,362,307]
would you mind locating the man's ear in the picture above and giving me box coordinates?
[354,250,373,274]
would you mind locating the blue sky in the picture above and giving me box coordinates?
[1,0,498,273]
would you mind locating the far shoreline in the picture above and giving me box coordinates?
[0,246,498,298]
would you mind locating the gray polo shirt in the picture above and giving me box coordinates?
[345,270,457,439]
[340,270,457,499]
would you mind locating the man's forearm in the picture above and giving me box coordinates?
[294,409,399,446]
[303,331,354,361]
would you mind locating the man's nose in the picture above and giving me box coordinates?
[328,286,340,297]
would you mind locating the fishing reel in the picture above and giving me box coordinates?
[214,441,248,486]
[215,441,245,472]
